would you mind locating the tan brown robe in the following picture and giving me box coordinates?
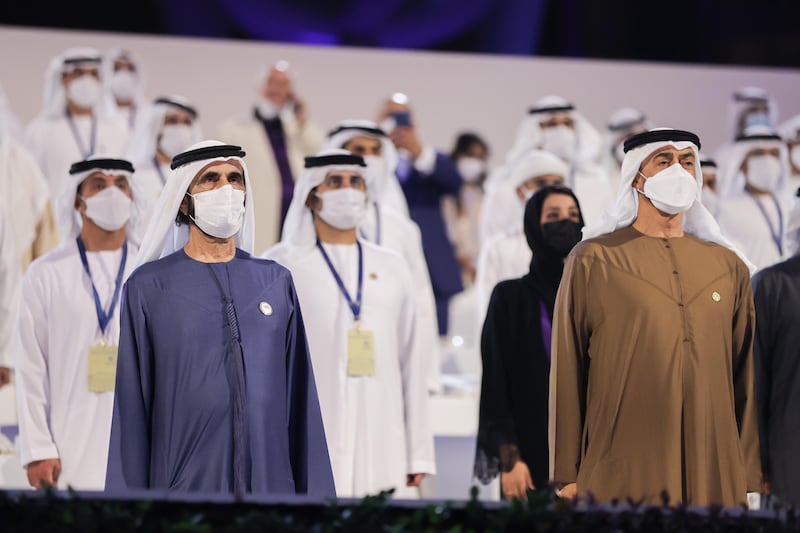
[549,225,760,507]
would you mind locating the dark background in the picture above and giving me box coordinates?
[2,0,799,68]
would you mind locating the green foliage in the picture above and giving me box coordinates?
[0,487,796,532]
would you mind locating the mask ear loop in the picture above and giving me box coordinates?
[635,171,650,194]
[176,191,197,227]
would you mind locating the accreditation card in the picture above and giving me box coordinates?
[347,328,375,377]
[88,343,118,393]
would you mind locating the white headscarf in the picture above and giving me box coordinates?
[506,95,602,165]
[726,86,779,142]
[0,82,23,142]
[582,128,755,272]
[322,119,405,202]
[101,48,145,111]
[478,149,569,241]
[37,47,118,121]
[126,96,202,168]
[57,155,140,244]
[280,148,367,250]
[602,107,651,166]
[717,125,788,198]
[134,140,255,268]
[507,149,570,188]
[778,114,800,143]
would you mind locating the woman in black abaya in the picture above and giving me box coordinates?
[474,185,584,500]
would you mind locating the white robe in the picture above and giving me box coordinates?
[359,204,441,392]
[15,240,137,490]
[0,213,18,368]
[479,182,521,247]
[570,164,613,226]
[129,161,171,244]
[272,241,436,498]
[783,175,800,205]
[218,114,324,253]
[442,185,484,269]
[0,139,56,267]
[24,114,130,192]
[716,192,788,269]
[474,229,531,328]
[24,114,129,236]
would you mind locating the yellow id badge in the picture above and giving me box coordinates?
[88,344,118,393]
[347,328,375,377]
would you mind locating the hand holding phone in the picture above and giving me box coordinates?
[392,110,411,128]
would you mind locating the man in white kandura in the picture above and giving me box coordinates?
[219,60,324,253]
[475,150,568,321]
[126,95,202,239]
[324,120,441,392]
[264,149,436,498]
[24,48,128,237]
[15,156,138,490]
[716,125,790,269]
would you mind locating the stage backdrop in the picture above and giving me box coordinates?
[1,24,799,165]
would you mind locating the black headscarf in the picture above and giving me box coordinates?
[522,185,585,313]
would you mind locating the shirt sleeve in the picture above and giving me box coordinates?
[105,279,154,490]
[403,223,441,393]
[413,151,463,196]
[549,252,592,486]
[15,267,59,465]
[396,259,436,475]
[0,216,18,369]
[732,262,762,492]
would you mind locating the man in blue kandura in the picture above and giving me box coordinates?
[105,140,334,496]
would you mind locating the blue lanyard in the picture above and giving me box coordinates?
[76,237,128,339]
[153,157,167,185]
[358,203,382,246]
[316,240,363,322]
[749,192,784,256]
[65,111,97,158]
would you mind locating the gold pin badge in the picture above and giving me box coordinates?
[369,273,378,280]
[259,301,273,316]
[711,291,721,302]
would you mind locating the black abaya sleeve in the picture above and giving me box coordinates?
[474,284,521,484]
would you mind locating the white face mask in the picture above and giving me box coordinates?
[457,157,486,183]
[746,154,782,191]
[110,70,137,102]
[159,124,196,158]
[638,163,698,215]
[316,188,368,230]
[542,125,577,161]
[791,146,800,172]
[188,184,245,239]
[67,75,101,109]
[83,186,132,231]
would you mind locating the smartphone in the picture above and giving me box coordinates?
[392,110,411,127]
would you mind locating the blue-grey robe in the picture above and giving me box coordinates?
[105,249,334,497]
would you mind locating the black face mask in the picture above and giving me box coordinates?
[541,219,582,255]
